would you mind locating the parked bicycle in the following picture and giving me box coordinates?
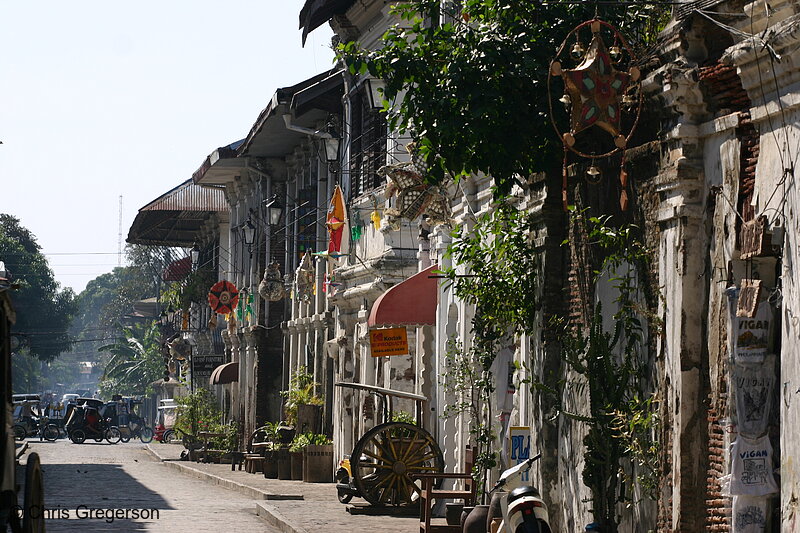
[119,417,154,443]
[12,416,60,441]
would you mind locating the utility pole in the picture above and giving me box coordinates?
[118,195,123,267]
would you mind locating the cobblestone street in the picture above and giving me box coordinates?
[18,439,277,532]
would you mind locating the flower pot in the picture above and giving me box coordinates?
[446,503,464,526]
[277,426,295,445]
[463,504,490,533]
[276,448,291,480]
[290,451,304,480]
[486,492,503,532]
[303,444,333,482]
[263,451,279,479]
[460,506,474,530]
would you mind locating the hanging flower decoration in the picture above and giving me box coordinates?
[294,252,315,302]
[208,280,239,315]
[549,19,642,211]
[258,262,285,302]
[379,144,451,228]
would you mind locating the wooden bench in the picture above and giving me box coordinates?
[413,447,476,533]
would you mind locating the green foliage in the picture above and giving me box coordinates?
[337,0,669,197]
[210,420,238,451]
[98,322,164,397]
[548,211,659,530]
[390,410,416,425]
[289,432,332,453]
[444,204,539,336]
[441,337,497,501]
[281,366,323,427]
[0,214,78,361]
[174,388,222,437]
[160,267,215,311]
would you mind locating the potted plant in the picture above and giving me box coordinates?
[259,422,280,479]
[282,366,324,434]
[302,433,333,483]
[289,433,310,480]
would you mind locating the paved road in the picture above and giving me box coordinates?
[18,438,276,532]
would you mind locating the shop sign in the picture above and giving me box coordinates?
[509,426,531,482]
[369,327,409,357]
[193,355,223,377]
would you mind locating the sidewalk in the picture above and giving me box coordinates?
[145,443,420,533]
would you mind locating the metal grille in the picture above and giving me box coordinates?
[349,91,387,199]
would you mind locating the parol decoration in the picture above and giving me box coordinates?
[549,19,642,212]
[208,280,239,315]
[258,262,285,302]
[379,144,450,228]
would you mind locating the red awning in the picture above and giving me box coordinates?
[367,265,438,328]
[209,362,238,385]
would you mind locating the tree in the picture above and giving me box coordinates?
[98,322,163,397]
[0,214,77,360]
[338,0,667,196]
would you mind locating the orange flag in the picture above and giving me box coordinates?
[326,185,346,253]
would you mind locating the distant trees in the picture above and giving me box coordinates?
[0,214,77,361]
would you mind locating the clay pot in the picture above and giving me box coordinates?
[486,492,504,532]
[460,506,474,530]
[263,450,278,479]
[463,504,490,533]
[446,503,464,526]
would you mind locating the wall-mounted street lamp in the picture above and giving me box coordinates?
[263,195,284,226]
[243,218,257,253]
[323,136,340,163]
[190,243,200,271]
[365,78,386,110]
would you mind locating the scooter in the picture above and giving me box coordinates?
[489,453,552,533]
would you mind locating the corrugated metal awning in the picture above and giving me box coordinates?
[127,179,228,246]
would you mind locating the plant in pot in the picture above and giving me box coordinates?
[282,366,324,434]
[289,432,310,480]
[260,421,280,479]
[302,433,333,483]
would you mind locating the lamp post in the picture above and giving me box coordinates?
[264,195,284,227]
[190,243,200,271]
[243,218,256,255]
[365,77,386,110]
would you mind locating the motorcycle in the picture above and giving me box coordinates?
[489,453,552,533]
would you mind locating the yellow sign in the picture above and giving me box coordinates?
[369,327,409,357]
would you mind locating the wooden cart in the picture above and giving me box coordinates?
[335,382,444,507]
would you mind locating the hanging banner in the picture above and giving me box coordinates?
[734,300,773,364]
[733,354,775,438]
[369,327,409,357]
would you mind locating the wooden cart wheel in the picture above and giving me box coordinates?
[351,422,444,507]
[23,452,45,533]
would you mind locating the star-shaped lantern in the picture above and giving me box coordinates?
[551,21,640,150]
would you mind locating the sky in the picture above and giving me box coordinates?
[0,1,334,294]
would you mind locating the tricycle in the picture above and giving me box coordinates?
[334,382,444,507]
